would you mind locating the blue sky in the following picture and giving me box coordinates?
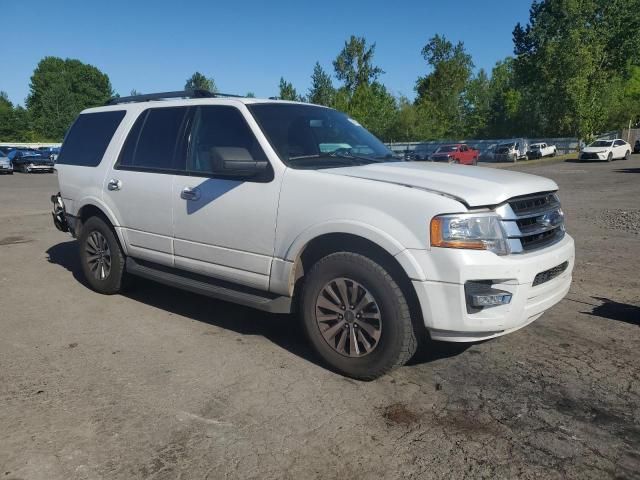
[1,0,533,106]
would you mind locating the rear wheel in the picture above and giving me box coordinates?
[79,216,127,294]
[301,252,417,380]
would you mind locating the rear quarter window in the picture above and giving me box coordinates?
[57,110,126,167]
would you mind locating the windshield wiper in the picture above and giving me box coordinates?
[288,154,324,161]
[329,152,388,164]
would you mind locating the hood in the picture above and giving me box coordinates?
[321,162,558,207]
[582,146,610,153]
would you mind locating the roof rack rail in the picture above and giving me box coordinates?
[106,89,244,105]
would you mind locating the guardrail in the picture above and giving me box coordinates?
[0,143,62,148]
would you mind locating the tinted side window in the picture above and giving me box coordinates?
[119,107,187,171]
[57,111,125,167]
[187,106,266,174]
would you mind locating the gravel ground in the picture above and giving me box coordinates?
[0,156,639,480]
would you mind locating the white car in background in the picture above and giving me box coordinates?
[527,142,557,159]
[579,138,631,162]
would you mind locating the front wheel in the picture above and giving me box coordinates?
[79,216,127,294]
[607,152,613,162]
[624,150,631,160]
[301,252,417,380]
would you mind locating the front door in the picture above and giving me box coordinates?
[103,106,189,266]
[171,105,282,290]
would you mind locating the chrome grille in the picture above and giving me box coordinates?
[496,192,565,254]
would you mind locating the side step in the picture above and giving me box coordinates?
[126,258,292,314]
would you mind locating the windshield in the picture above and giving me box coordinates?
[248,103,396,169]
[589,140,613,148]
[435,145,457,153]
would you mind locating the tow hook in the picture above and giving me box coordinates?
[51,193,69,233]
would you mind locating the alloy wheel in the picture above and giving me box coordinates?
[315,277,382,357]
[85,231,112,280]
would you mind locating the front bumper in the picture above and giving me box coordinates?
[579,152,607,160]
[405,234,575,342]
[27,164,54,172]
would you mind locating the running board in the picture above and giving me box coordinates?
[126,258,292,314]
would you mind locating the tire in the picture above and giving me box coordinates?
[607,152,613,162]
[472,157,478,166]
[78,216,127,295]
[624,150,630,160]
[301,252,417,380]
[552,150,557,157]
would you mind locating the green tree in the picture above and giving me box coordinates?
[184,72,217,92]
[483,58,524,137]
[245,92,256,98]
[0,92,16,141]
[415,34,474,138]
[512,0,640,139]
[278,77,302,101]
[333,36,384,93]
[461,69,491,137]
[307,62,335,106]
[26,57,113,140]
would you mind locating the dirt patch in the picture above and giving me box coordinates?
[381,403,421,426]
[0,236,32,246]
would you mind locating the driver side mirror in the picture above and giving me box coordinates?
[209,147,269,177]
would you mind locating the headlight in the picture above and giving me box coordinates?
[430,213,509,255]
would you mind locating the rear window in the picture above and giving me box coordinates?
[118,107,188,172]
[57,111,126,167]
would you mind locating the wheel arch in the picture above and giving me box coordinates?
[76,200,128,255]
[286,232,426,338]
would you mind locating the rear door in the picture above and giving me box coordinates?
[614,140,627,158]
[459,145,472,164]
[103,106,189,266]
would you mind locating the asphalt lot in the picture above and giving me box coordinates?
[1,157,639,480]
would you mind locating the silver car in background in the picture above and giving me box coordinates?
[0,147,13,174]
[494,139,529,162]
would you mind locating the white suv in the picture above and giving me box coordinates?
[52,90,575,379]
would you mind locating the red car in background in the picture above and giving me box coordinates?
[429,144,479,165]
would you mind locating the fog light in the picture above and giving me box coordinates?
[465,281,512,308]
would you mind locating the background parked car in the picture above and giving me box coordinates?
[429,143,478,165]
[634,139,640,154]
[0,153,13,174]
[8,149,55,173]
[406,143,434,161]
[37,146,61,162]
[478,143,497,162]
[527,142,557,159]
[494,139,528,162]
[579,138,631,161]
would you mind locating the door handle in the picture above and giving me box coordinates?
[181,187,201,201]
[107,179,122,191]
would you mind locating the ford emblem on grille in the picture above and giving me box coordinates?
[540,209,563,228]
